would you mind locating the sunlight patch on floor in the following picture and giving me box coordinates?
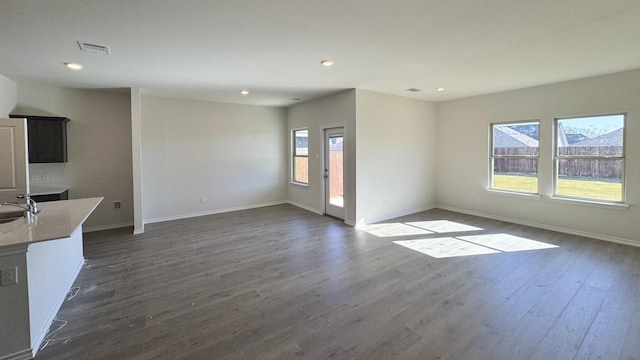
[358,220,482,238]
[357,223,433,237]
[459,234,558,253]
[393,234,558,258]
[394,238,499,258]
[405,220,484,233]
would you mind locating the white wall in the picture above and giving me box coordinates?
[436,69,640,244]
[287,90,357,224]
[27,227,84,354]
[355,90,437,224]
[140,95,287,222]
[131,88,144,234]
[0,74,17,117]
[14,82,133,231]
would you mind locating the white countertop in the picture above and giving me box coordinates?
[0,197,103,248]
[30,184,70,196]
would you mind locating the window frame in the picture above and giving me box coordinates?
[553,113,626,204]
[489,120,540,195]
[291,127,309,185]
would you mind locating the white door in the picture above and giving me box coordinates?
[324,127,345,219]
[0,118,29,203]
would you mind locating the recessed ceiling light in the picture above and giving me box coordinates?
[405,88,422,92]
[64,62,84,70]
[320,59,334,67]
[240,89,249,95]
[436,87,446,92]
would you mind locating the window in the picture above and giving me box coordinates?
[490,121,540,194]
[555,114,625,202]
[292,128,309,184]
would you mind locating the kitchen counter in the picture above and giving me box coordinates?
[0,197,103,359]
[30,184,70,196]
[0,197,102,248]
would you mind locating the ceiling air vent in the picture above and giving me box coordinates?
[405,88,422,92]
[77,41,111,55]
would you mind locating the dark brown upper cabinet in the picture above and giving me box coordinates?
[10,115,70,163]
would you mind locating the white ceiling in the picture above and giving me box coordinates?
[1,0,639,107]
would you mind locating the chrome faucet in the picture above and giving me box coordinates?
[1,198,40,216]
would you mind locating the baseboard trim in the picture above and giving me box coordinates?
[286,201,323,215]
[83,222,134,233]
[437,205,639,248]
[0,348,32,360]
[362,204,438,225]
[144,201,287,225]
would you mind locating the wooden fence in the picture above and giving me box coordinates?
[294,150,343,198]
[294,157,308,183]
[328,150,343,198]
[494,146,622,179]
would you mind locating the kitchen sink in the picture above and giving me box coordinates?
[0,211,24,224]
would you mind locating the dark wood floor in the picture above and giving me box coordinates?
[35,205,640,360]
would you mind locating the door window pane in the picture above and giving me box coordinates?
[328,135,343,208]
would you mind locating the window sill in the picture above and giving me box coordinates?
[549,197,630,211]
[486,189,541,200]
[290,182,309,187]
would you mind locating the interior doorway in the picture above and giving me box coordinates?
[0,118,29,203]
[324,127,345,219]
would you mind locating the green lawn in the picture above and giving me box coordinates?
[493,174,622,201]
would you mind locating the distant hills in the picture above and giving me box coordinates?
[496,125,622,147]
